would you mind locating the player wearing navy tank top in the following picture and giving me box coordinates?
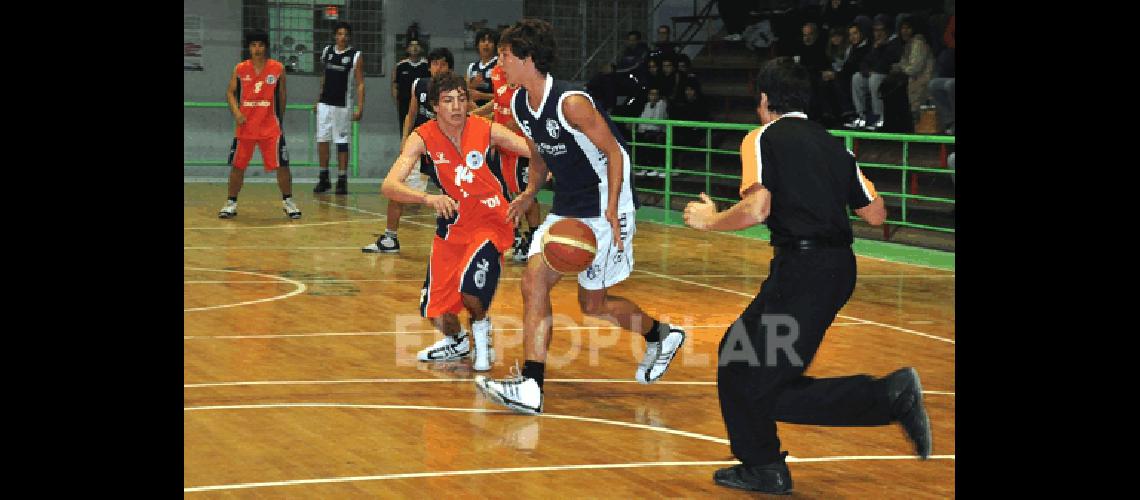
[475,18,687,416]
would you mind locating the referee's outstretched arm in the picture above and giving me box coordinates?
[683,186,770,232]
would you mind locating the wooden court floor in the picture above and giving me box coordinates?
[184,182,955,498]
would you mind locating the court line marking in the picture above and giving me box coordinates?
[182,378,954,396]
[184,246,432,250]
[183,403,953,492]
[185,219,383,230]
[181,274,953,279]
[633,269,955,345]
[182,323,861,339]
[184,456,955,493]
[316,200,437,228]
[183,268,307,312]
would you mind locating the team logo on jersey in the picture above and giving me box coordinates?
[242,75,252,82]
[342,56,350,64]
[519,120,532,137]
[586,264,601,280]
[466,150,485,170]
[266,74,276,85]
[545,119,560,139]
[419,92,427,103]
[434,152,450,165]
[473,259,490,289]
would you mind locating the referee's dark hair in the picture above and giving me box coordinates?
[334,21,352,35]
[427,47,454,70]
[501,18,556,75]
[475,28,498,46]
[428,72,469,107]
[245,30,269,48]
[754,57,811,114]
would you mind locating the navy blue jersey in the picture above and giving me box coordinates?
[395,58,430,105]
[410,77,435,129]
[511,74,638,218]
[466,57,498,107]
[318,45,360,107]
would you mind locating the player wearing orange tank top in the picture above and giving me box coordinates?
[382,72,542,372]
[218,30,300,220]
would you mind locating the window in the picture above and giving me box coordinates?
[242,1,385,76]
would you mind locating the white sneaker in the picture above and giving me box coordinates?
[471,318,495,371]
[218,200,238,218]
[363,234,400,253]
[475,362,543,414]
[512,234,530,262]
[635,324,687,384]
[283,198,302,219]
[417,333,471,362]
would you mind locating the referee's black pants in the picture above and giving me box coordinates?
[716,246,894,466]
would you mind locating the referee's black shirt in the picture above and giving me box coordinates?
[739,112,878,247]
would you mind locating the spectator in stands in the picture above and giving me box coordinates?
[586,63,618,114]
[794,22,829,124]
[669,82,709,148]
[928,13,954,134]
[636,87,669,177]
[650,24,680,61]
[614,30,650,96]
[675,54,701,96]
[659,57,683,103]
[890,16,934,126]
[817,27,852,127]
[819,0,856,35]
[835,22,870,125]
[848,15,901,131]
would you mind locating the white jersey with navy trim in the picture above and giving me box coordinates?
[511,74,637,218]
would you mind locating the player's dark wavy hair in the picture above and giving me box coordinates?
[754,57,811,114]
[500,18,556,75]
[428,72,469,106]
[427,47,454,70]
[475,28,498,46]
[245,30,269,48]
[334,21,351,35]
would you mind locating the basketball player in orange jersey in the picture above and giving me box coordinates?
[382,72,541,372]
[473,47,542,263]
[476,19,686,415]
[219,30,301,219]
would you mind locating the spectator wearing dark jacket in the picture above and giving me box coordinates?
[847,15,902,130]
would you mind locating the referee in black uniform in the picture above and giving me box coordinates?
[683,57,932,495]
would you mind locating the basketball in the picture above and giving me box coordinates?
[541,219,597,274]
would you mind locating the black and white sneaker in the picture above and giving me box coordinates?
[636,324,686,384]
[417,334,471,362]
[218,200,238,219]
[282,198,302,219]
[362,234,400,253]
[512,232,530,263]
[475,363,543,415]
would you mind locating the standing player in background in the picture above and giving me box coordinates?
[313,21,364,195]
[392,39,429,134]
[682,58,930,494]
[476,18,686,415]
[219,30,300,220]
[382,72,538,372]
[473,42,542,263]
[466,28,499,108]
[365,48,456,253]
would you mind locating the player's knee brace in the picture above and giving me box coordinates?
[336,143,349,153]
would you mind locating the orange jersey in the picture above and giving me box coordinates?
[489,65,522,130]
[415,116,514,250]
[234,59,284,139]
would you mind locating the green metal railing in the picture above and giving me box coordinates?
[612,116,955,237]
[184,101,359,176]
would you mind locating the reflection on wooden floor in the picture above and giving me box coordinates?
[184,182,955,497]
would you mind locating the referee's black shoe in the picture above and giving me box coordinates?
[886,367,932,459]
[713,452,793,494]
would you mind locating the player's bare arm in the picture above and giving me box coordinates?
[684,185,771,231]
[226,65,245,125]
[506,137,549,226]
[467,75,494,102]
[489,123,532,159]
[563,94,624,249]
[391,63,399,101]
[277,71,286,106]
[382,133,458,218]
[472,100,495,119]
[402,92,419,144]
[353,53,365,120]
